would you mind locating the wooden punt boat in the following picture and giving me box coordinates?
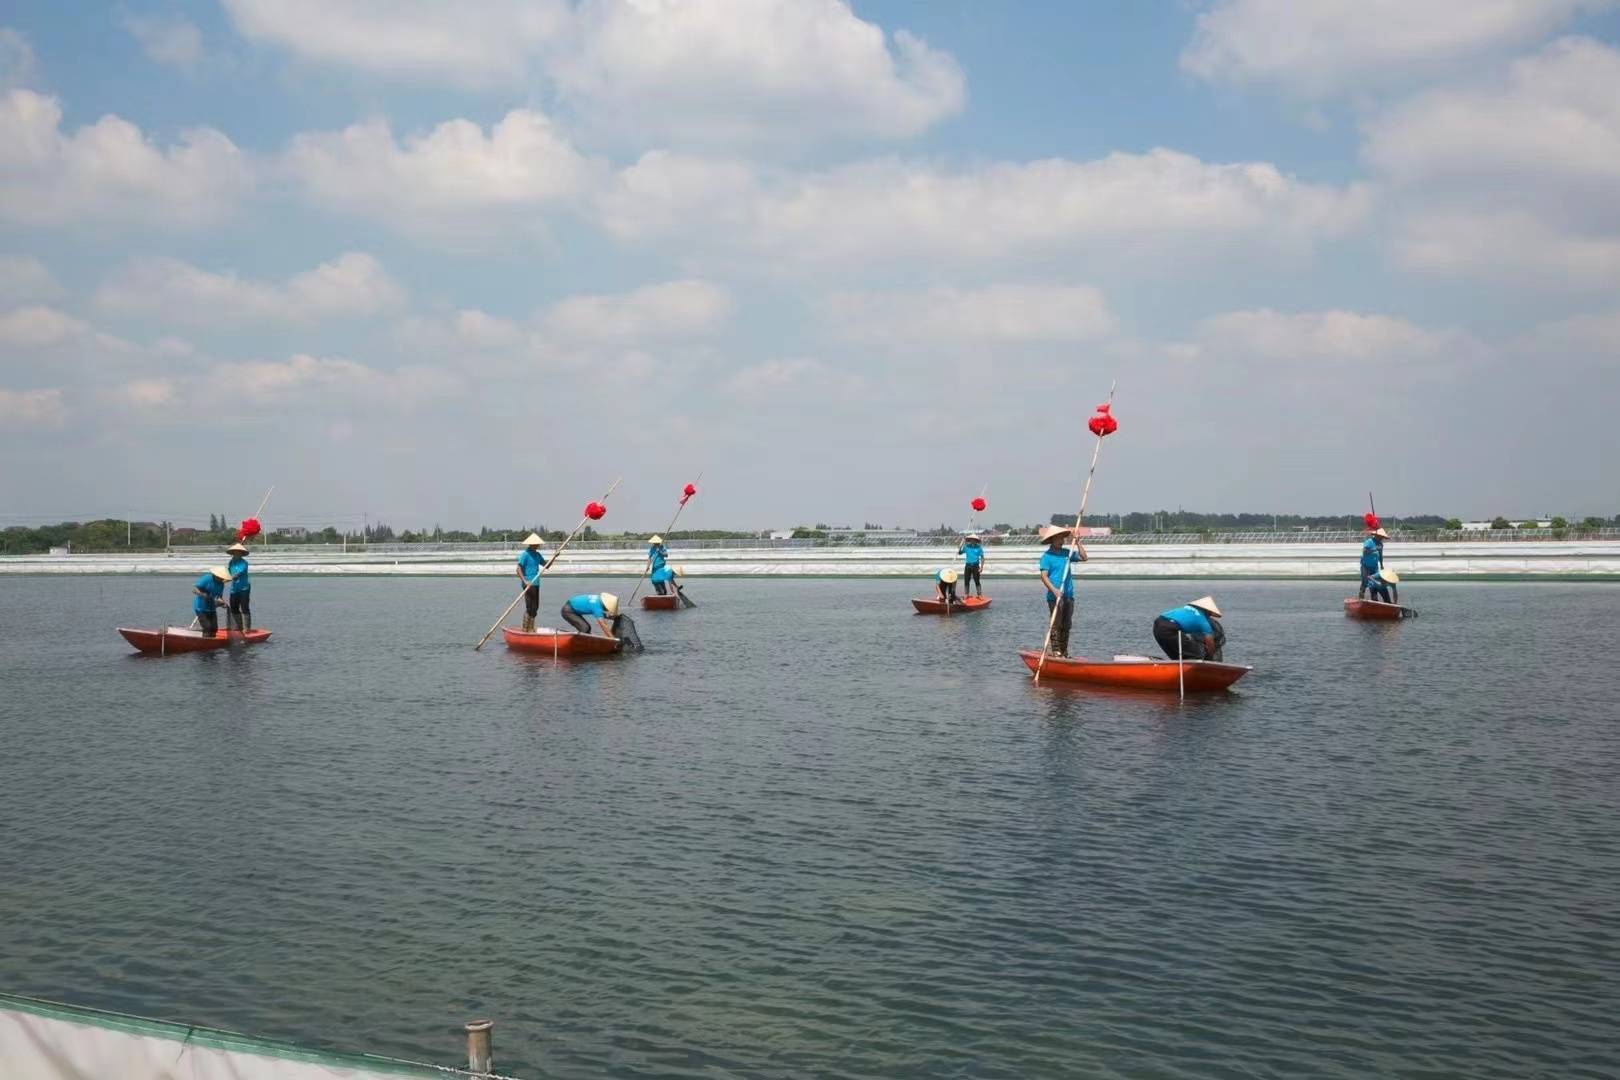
[1017,649,1251,691]
[118,627,272,654]
[501,625,619,656]
[641,593,679,610]
[912,596,992,615]
[1343,598,1416,620]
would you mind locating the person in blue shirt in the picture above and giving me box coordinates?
[192,566,230,636]
[957,534,986,596]
[935,567,961,605]
[1037,525,1087,657]
[515,533,548,632]
[1153,596,1225,661]
[560,592,620,635]
[1367,567,1399,604]
[646,535,672,595]
[225,542,252,632]
[1358,527,1387,599]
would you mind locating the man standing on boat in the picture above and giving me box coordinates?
[1358,528,1387,599]
[646,535,672,595]
[958,534,986,597]
[516,533,548,632]
[225,542,252,633]
[1037,525,1087,658]
[192,567,230,636]
[1154,597,1224,661]
[561,592,619,636]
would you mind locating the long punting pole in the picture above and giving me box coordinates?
[627,473,702,605]
[1033,381,1116,684]
[474,478,621,650]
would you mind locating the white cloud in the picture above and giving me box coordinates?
[222,0,567,88]
[1519,308,1620,355]
[0,305,89,348]
[1186,309,1450,364]
[122,13,204,70]
[723,357,863,400]
[601,148,1368,265]
[0,385,63,425]
[202,353,462,410]
[0,89,250,226]
[0,254,61,305]
[551,0,964,145]
[283,109,596,231]
[1181,0,1613,97]
[825,284,1114,345]
[1396,209,1620,286]
[1,27,37,89]
[542,279,733,344]
[96,253,407,324]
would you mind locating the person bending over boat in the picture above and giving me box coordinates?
[1037,525,1087,657]
[561,592,620,636]
[226,542,252,633]
[647,535,672,595]
[192,567,230,636]
[515,533,548,632]
[1358,528,1387,599]
[936,567,962,604]
[958,534,986,596]
[1367,568,1400,604]
[1154,597,1225,661]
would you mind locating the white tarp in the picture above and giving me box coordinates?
[0,995,488,1080]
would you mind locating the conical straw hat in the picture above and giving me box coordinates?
[939,568,959,584]
[522,532,543,546]
[1189,595,1222,617]
[648,535,664,544]
[600,592,620,616]
[226,542,249,554]
[1379,569,1401,584]
[209,566,232,580]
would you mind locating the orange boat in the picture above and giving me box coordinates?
[1343,598,1416,620]
[641,594,679,611]
[912,596,991,615]
[118,627,272,655]
[1017,649,1251,691]
[501,625,619,657]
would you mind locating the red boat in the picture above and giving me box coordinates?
[641,594,679,610]
[1017,649,1251,691]
[912,596,992,615]
[501,625,619,656]
[1343,598,1416,620]
[118,627,272,655]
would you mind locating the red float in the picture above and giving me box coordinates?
[585,501,607,520]
[971,496,987,512]
[1087,403,1119,437]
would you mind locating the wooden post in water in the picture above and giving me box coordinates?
[464,1018,494,1074]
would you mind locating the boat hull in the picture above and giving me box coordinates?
[912,596,991,615]
[1344,598,1415,620]
[641,594,679,611]
[118,627,272,654]
[1018,649,1251,691]
[501,626,619,656]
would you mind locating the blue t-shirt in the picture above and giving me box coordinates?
[193,572,223,615]
[1038,548,1080,598]
[651,565,675,584]
[517,548,546,585]
[649,545,668,573]
[1360,537,1382,571]
[960,541,984,566]
[568,594,608,617]
[228,555,250,595]
[1160,605,1214,636]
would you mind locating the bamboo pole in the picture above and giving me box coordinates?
[1033,382,1116,684]
[627,473,701,605]
[474,478,621,650]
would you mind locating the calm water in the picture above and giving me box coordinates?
[2,575,1618,1078]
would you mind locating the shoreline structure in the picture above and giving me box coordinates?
[4,538,1618,579]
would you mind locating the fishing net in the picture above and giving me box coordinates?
[613,614,644,652]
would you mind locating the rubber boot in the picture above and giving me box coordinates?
[522,615,535,632]
[244,613,252,633]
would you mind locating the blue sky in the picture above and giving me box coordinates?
[3,1,1619,532]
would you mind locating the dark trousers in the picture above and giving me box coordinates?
[197,608,219,636]
[1154,616,1208,661]
[561,605,592,634]
[1046,595,1073,656]
[228,591,251,630]
[523,585,540,617]
[939,580,959,602]
[962,564,982,594]
[652,579,669,595]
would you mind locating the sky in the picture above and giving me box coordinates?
[2,0,1619,534]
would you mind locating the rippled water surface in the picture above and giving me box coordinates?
[3,576,1618,1078]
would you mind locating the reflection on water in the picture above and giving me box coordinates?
[3,576,1618,1078]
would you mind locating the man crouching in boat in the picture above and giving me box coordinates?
[1154,596,1225,661]
[935,567,962,605]
[192,566,230,636]
[561,592,620,636]
[226,542,252,633]
[516,533,548,632]
[1037,525,1086,657]
[1367,568,1400,604]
